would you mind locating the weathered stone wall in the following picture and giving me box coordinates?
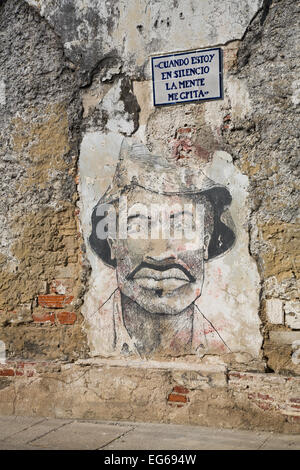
[222,0,300,375]
[0,0,89,360]
[0,0,299,431]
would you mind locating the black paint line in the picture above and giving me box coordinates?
[194,303,232,353]
[91,286,119,317]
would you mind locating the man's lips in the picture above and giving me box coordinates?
[133,267,190,281]
[126,261,196,283]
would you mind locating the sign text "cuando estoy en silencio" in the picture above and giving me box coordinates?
[151,47,223,106]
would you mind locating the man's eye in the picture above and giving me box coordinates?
[174,218,183,228]
[127,222,148,237]
[128,223,139,233]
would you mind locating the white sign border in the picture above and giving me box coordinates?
[151,47,223,107]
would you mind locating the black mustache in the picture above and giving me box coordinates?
[126,261,196,282]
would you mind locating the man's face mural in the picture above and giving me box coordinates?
[89,142,235,325]
[108,188,214,315]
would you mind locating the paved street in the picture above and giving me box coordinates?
[0,415,299,450]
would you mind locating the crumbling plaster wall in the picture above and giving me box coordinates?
[0,0,89,360]
[0,0,299,430]
[221,0,300,374]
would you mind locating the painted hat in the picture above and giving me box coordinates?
[89,140,236,266]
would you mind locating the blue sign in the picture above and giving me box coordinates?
[151,47,223,106]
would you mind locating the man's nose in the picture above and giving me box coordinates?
[145,234,180,260]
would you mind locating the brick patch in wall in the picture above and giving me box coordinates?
[248,392,276,411]
[0,362,36,377]
[0,361,63,378]
[229,369,300,422]
[0,362,299,431]
[32,312,55,324]
[168,385,190,408]
[32,311,77,325]
[38,295,74,309]
[57,311,77,325]
[0,368,14,377]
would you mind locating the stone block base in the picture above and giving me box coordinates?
[0,359,299,433]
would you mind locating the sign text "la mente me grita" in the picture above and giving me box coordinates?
[151,47,223,106]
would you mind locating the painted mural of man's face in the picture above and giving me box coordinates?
[108,187,214,315]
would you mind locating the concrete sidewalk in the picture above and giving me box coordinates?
[0,415,299,450]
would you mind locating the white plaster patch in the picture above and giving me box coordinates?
[0,340,6,363]
[291,79,300,106]
[292,340,300,365]
[101,80,135,135]
[204,100,225,138]
[133,81,153,144]
[285,301,300,330]
[266,298,284,324]
[0,80,6,106]
[226,77,252,119]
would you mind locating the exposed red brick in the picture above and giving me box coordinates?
[229,372,242,378]
[256,402,272,411]
[15,370,24,376]
[26,370,35,377]
[291,404,300,409]
[57,311,77,325]
[32,312,55,324]
[173,385,189,395]
[290,398,300,403]
[0,369,14,376]
[223,114,231,121]
[257,393,274,401]
[16,362,24,369]
[168,393,188,404]
[194,145,210,162]
[38,295,73,308]
[229,372,254,380]
[177,127,191,134]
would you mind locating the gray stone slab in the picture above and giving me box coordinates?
[0,440,44,450]
[1,418,72,446]
[31,421,133,450]
[260,434,300,450]
[103,423,270,450]
[0,416,45,440]
[0,416,299,451]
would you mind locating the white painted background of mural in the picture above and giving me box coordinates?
[79,133,122,356]
[199,151,261,357]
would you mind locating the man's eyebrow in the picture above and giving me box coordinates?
[170,210,193,218]
[127,213,149,221]
[127,211,194,221]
